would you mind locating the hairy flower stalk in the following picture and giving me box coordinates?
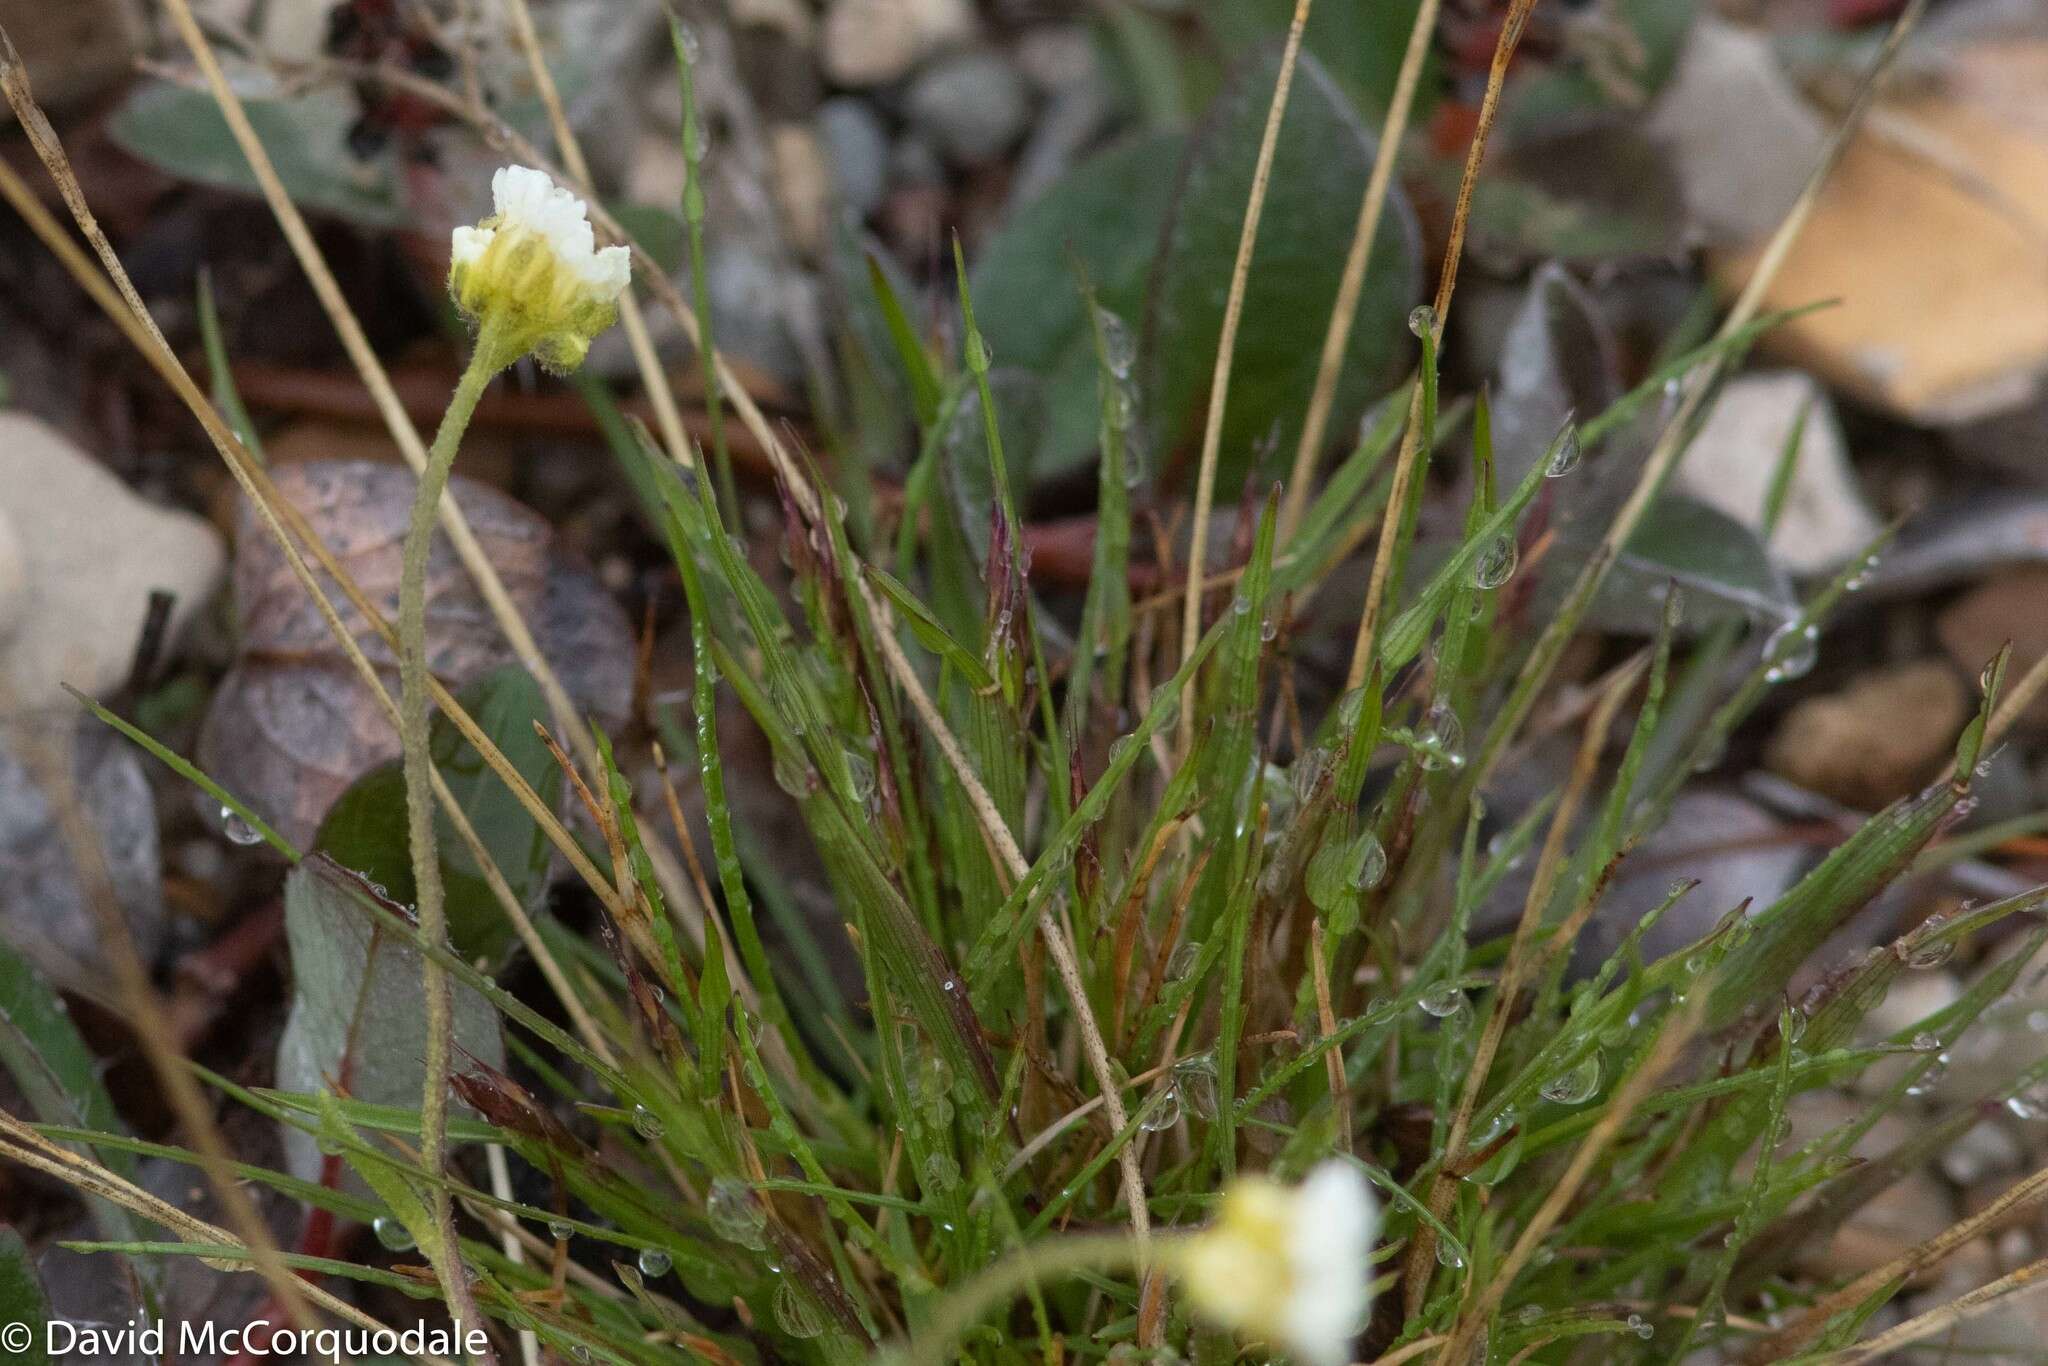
[400,166,627,1326]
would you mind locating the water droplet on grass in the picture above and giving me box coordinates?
[1762,620,1818,683]
[220,805,262,845]
[637,1247,672,1278]
[372,1216,414,1251]
[1545,421,1583,478]
[1539,1054,1601,1105]
[1473,535,1518,589]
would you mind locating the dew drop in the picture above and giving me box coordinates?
[632,1105,665,1140]
[1538,1054,1602,1106]
[1436,1238,1465,1269]
[771,747,817,798]
[707,1177,768,1249]
[1544,421,1583,478]
[1418,704,1464,771]
[372,1215,415,1251]
[1981,657,2000,695]
[1472,535,1518,590]
[220,805,262,846]
[637,1247,673,1278]
[1166,942,1201,983]
[1627,1313,1654,1340]
[674,21,702,63]
[1174,1053,1219,1121]
[1761,620,1819,683]
[922,1152,961,1193]
[2007,1083,2048,1120]
[773,1281,825,1339]
[1419,984,1466,1019]
[1408,304,1436,339]
[548,1219,575,1241]
[1139,1086,1182,1132]
[1096,307,1135,379]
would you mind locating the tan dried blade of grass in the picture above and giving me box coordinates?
[0,150,625,1006]
[1744,1157,2048,1361]
[1404,651,1644,1312]
[472,0,1156,1275]
[1463,0,1932,785]
[1277,0,1443,541]
[0,73,600,1334]
[1814,1253,2048,1365]
[1177,0,1315,758]
[1433,989,1707,1365]
[1344,0,1539,693]
[0,1113,419,1347]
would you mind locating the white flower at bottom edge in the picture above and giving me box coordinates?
[448,165,630,373]
[1174,1159,1377,1366]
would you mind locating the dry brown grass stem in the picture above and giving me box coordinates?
[1277,0,1442,540]
[1177,0,1316,757]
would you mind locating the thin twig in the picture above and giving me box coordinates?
[1344,0,1539,693]
[1277,0,1441,540]
[1177,0,1315,757]
[1815,1252,2048,1365]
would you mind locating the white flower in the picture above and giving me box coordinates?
[448,165,630,373]
[1174,1160,1377,1366]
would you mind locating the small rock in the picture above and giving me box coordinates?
[906,48,1032,165]
[1010,79,1114,208]
[0,513,25,644]
[821,0,973,87]
[769,122,832,257]
[1674,372,1883,576]
[890,131,947,189]
[1016,24,1099,92]
[1940,1120,2024,1186]
[0,0,143,107]
[0,414,226,712]
[1801,1168,1955,1282]
[1939,566,2048,727]
[817,97,890,214]
[628,130,689,210]
[1763,661,1968,808]
[1648,17,1828,246]
[0,720,164,1002]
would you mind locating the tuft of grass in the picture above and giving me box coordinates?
[13,1,2048,1364]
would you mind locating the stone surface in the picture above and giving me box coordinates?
[0,0,144,107]
[0,414,226,713]
[770,121,832,256]
[1762,660,1969,808]
[0,721,164,1001]
[1939,565,2048,727]
[906,48,1032,165]
[1648,17,1828,246]
[821,0,973,87]
[1673,371,1882,576]
[817,96,891,214]
[0,512,24,645]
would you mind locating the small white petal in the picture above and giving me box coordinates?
[1281,1162,1376,1366]
[450,224,493,267]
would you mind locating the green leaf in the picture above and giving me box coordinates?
[1587,494,1796,634]
[274,860,506,1191]
[107,82,405,226]
[0,1229,51,1366]
[970,131,1185,484]
[1146,47,1419,488]
[0,937,160,1302]
[315,665,561,965]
